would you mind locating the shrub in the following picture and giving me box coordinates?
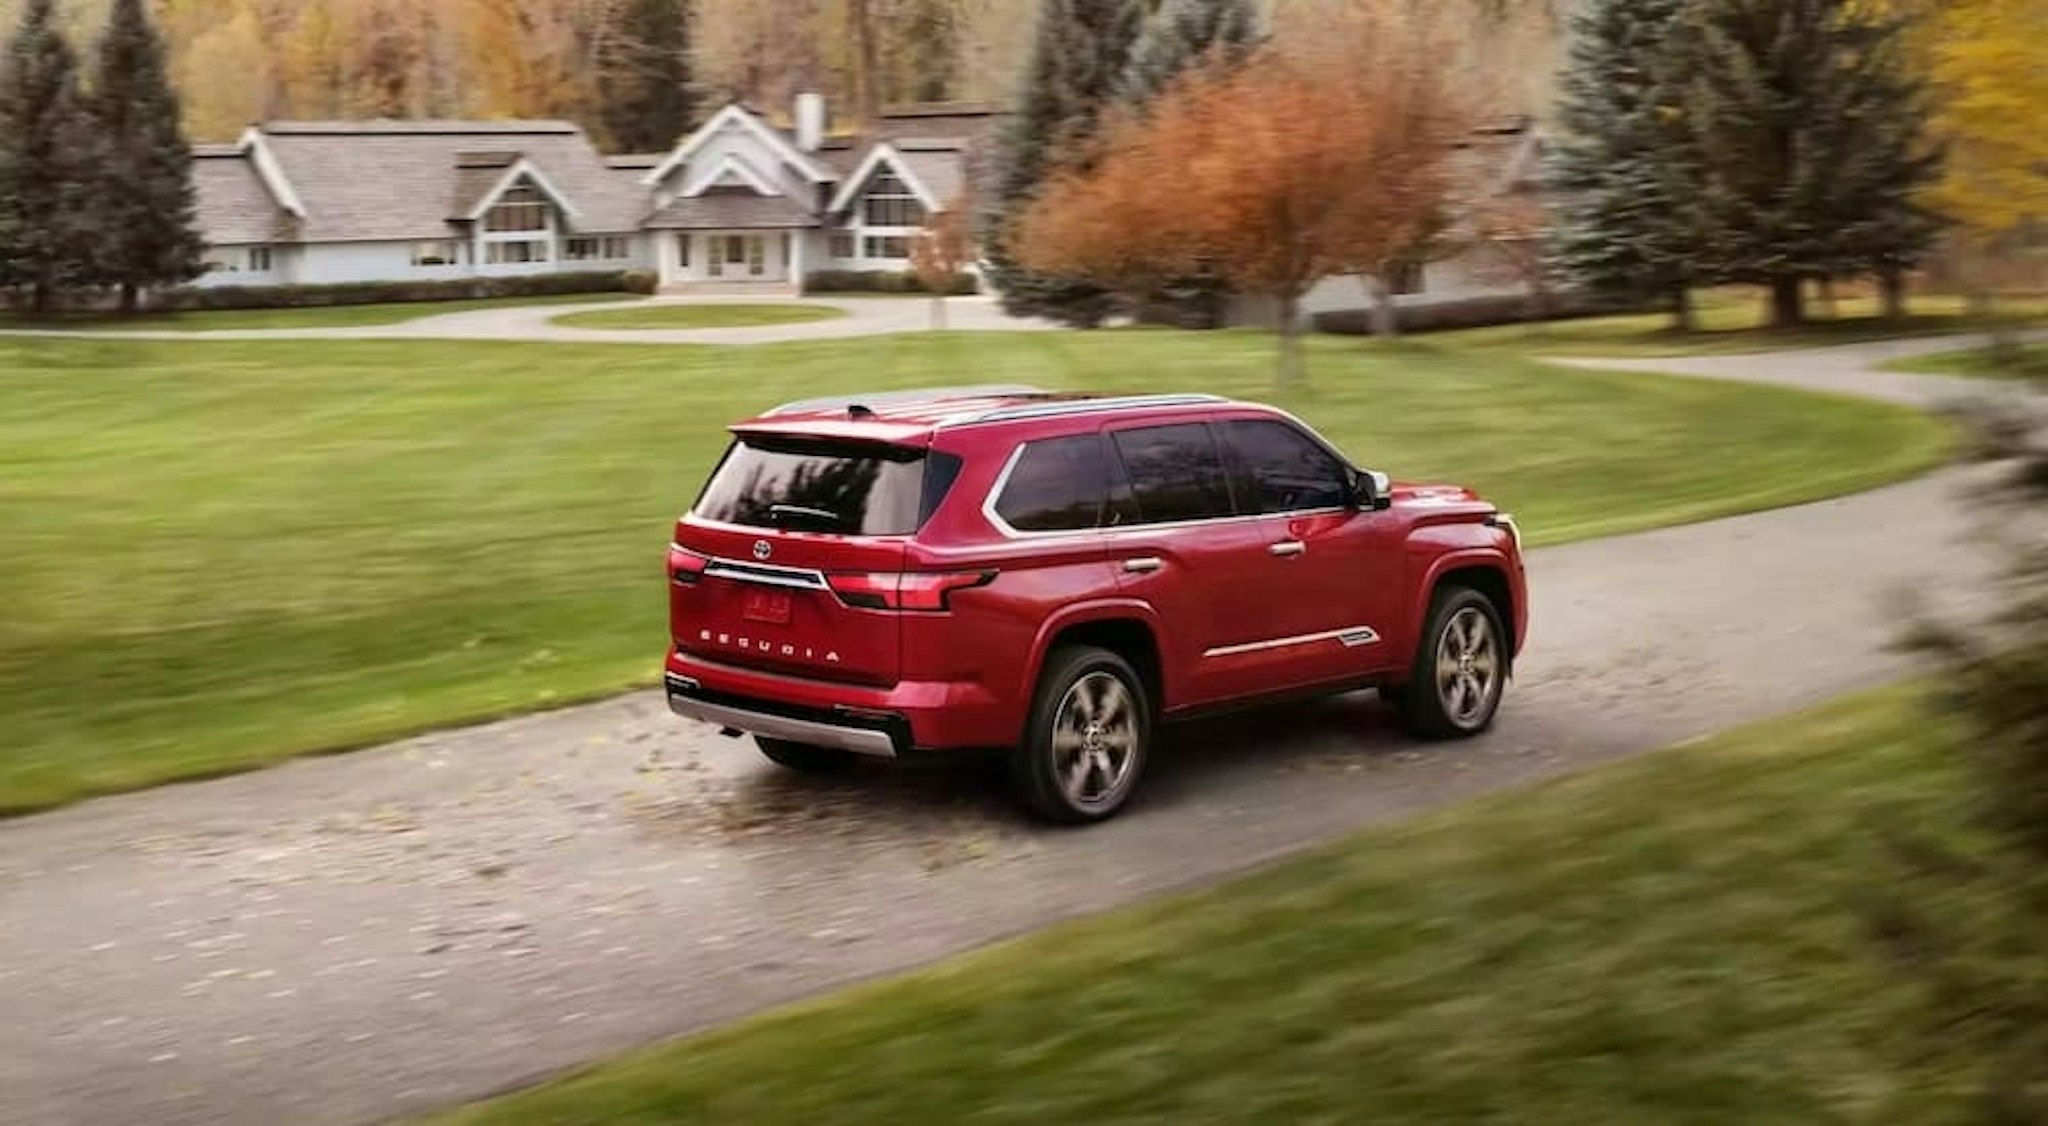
[1873,408,2048,1121]
[804,269,979,296]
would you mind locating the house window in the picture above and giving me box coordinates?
[566,237,630,261]
[1387,258,1425,295]
[486,241,549,265]
[829,232,856,259]
[863,235,910,260]
[676,234,690,267]
[247,246,274,272]
[485,184,548,232]
[861,171,926,228]
[413,241,459,267]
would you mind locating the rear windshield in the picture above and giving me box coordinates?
[692,436,961,536]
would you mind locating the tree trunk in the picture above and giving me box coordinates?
[1671,285,1696,333]
[1277,292,1306,385]
[1879,267,1907,320]
[1368,275,1398,338]
[1817,276,1838,320]
[1768,275,1804,328]
[30,282,52,315]
[119,282,140,315]
[929,293,947,330]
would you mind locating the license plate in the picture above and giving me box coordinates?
[741,589,792,625]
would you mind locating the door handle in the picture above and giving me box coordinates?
[1121,557,1164,574]
[1269,541,1306,557]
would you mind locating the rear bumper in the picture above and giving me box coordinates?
[662,648,1018,754]
[665,672,908,757]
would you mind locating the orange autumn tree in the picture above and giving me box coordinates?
[1014,21,1469,383]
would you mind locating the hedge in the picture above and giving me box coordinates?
[1310,290,1648,335]
[803,269,979,296]
[138,269,659,312]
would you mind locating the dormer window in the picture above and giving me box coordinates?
[862,172,926,228]
[485,184,549,232]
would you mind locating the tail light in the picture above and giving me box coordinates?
[828,570,996,611]
[669,545,708,585]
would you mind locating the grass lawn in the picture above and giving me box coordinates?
[550,302,846,330]
[0,292,641,333]
[1441,288,2047,359]
[1881,341,2048,381]
[421,686,1983,1126]
[0,331,1951,812]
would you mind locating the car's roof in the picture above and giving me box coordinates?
[730,385,1247,445]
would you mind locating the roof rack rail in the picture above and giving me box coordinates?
[762,384,1048,417]
[941,393,1229,428]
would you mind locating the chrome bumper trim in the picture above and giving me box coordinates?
[664,688,900,758]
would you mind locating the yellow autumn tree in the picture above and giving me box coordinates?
[1922,0,2047,242]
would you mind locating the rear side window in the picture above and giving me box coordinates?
[1109,423,1237,524]
[992,434,1110,532]
[693,436,962,535]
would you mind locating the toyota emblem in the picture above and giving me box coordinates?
[752,539,772,561]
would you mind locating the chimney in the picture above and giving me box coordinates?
[794,92,825,153]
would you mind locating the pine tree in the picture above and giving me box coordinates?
[90,0,205,313]
[597,0,695,153]
[1547,0,1713,330]
[1684,0,1944,326]
[981,0,1144,328]
[0,0,102,313]
[1121,0,1260,105]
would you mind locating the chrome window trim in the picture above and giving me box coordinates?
[1203,625,1381,659]
[981,436,1354,541]
[938,393,1229,431]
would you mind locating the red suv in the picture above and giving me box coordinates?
[665,386,1527,823]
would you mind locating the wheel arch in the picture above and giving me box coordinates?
[1416,551,1519,672]
[1026,601,1168,718]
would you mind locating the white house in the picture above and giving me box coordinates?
[189,95,1006,294]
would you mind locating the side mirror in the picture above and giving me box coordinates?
[1352,468,1394,511]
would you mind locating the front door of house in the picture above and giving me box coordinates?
[705,234,767,279]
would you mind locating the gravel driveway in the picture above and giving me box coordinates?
[0,336,2024,1126]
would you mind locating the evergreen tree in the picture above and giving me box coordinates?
[597,0,695,153]
[1684,0,1944,326]
[1547,0,1713,330]
[1121,0,1261,105]
[90,0,205,313]
[981,0,1144,328]
[0,0,101,313]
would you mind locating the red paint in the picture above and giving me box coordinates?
[664,392,1528,753]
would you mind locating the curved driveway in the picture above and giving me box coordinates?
[0,334,2026,1126]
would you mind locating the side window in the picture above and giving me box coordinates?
[1222,419,1351,514]
[1109,423,1237,525]
[992,434,1109,532]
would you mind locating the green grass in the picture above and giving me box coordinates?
[0,292,640,333]
[421,686,1985,1126]
[1881,341,2048,381]
[1441,288,2047,359]
[0,331,1952,812]
[550,303,846,330]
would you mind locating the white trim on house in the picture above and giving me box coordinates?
[825,144,941,214]
[680,152,784,198]
[641,103,836,188]
[463,159,585,225]
[235,127,308,218]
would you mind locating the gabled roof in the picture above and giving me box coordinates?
[825,143,943,213]
[192,148,298,245]
[641,102,837,188]
[238,120,645,242]
[680,151,783,198]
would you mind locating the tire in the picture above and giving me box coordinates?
[755,737,856,774]
[1400,585,1508,740]
[1010,646,1152,824]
